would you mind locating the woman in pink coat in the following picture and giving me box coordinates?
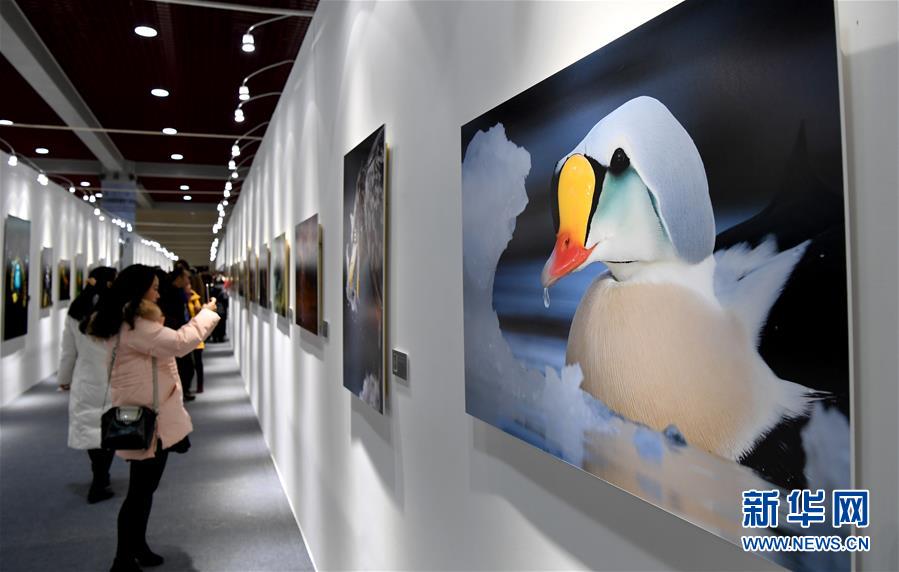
[88,264,219,572]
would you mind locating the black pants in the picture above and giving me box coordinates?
[116,446,169,560]
[193,349,204,393]
[211,317,227,342]
[176,354,195,394]
[88,448,114,489]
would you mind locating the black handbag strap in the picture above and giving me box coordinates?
[102,334,159,413]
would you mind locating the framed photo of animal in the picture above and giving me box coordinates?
[343,125,387,413]
[40,247,53,309]
[3,215,30,341]
[295,213,322,335]
[259,243,270,309]
[460,0,850,568]
[58,259,71,301]
[74,253,85,298]
[272,233,289,318]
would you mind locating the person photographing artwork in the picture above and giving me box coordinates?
[87,264,219,572]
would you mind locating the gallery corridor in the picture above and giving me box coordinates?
[0,343,314,572]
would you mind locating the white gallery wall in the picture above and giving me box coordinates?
[0,151,173,405]
[218,1,898,570]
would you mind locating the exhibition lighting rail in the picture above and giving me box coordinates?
[238,61,294,101]
[233,92,282,123]
[0,122,263,141]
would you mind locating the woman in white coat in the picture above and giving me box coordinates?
[58,266,118,503]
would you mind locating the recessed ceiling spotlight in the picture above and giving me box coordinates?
[134,26,158,38]
[89,195,97,203]
[95,192,103,198]
[231,171,238,179]
[180,185,190,190]
[80,181,90,187]
[82,194,89,201]
[0,119,13,126]
[228,160,236,170]
[68,186,76,193]
[93,208,101,216]
[222,199,229,206]
[99,215,105,222]
[7,155,17,166]
[171,153,184,160]
[162,127,177,135]
[223,189,230,198]
[151,88,170,98]
[238,85,250,101]
[37,173,49,186]
[224,181,232,191]
[231,144,240,157]
[183,195,192,201]
[35,147,49,154]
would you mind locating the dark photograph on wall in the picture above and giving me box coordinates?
[74,254,85,298]
[247,249,256,304]
[272,233,289,318]
[40,247,53,309]
[460,1,849,569]
[295,214,321,335]
[343,125,387,413]
[3,215,31,341]
[58,259,71,301]
[237,259,245,299]
[259,244,270,309]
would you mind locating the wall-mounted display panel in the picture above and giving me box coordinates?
[295,214,322,335]
[57,259,71,302]
[259,244,270,309]
[3,215,31,341]
[272,233,289,318]
[343,125,387,413]
[74,254,85,298]
[460,0,850,568]
[40,247,53,309]
[247,249,257,304]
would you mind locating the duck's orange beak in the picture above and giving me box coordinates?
[541,154,597,288]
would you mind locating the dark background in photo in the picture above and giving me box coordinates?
[3,216,31,341]
[295,214,321,335]
[342,126,386,412]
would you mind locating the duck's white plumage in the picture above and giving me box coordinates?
[553,96,811,461]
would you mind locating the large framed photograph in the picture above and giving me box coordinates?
[272,233,289,318]
[3,215,31,341]
[73,253,85,298]
[295,214,322,335]
[57,259,71,302]
[259,243,270,309]
[460,1,850,568]
[40,247,53,309]
[343,125,387,413]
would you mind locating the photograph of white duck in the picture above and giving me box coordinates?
[541,96,812,462]
[461,0,850,566]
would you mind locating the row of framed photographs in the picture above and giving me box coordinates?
[3,214,87,341]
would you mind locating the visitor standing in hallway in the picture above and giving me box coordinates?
[58,266,118,504]
[156,261,196,401]
[186,273,206,393]
[87,264,219,572]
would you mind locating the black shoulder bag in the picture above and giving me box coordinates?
[100,335,159,450]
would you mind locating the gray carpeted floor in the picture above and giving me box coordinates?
[0,342,314,572]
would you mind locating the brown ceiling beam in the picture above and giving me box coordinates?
[144,0,314,18]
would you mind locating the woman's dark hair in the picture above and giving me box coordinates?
[70,266,117,332]
[87,264,158,339]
